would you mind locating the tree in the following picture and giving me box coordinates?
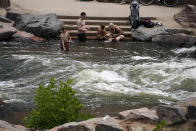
[24,78,92,129]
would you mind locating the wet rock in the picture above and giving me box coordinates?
[165,28,193,35]
[0,120,15,130]
[186,106,196,120]
[174,4,196,28]
[0,15,11,23]
[176,97,196,120]
[0,99,4,108]
[0,25,17,41]
[119,108,158,124]
[95,116,124,131]
[152,33,196,47]
[50,118,103,131]
[12,30,45,43]
[132,27,167,41]
[13,13,63,38]
[156,105,186,125]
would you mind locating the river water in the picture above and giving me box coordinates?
[0,40,196,124]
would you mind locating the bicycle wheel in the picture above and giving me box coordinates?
[140,0,154,6]
[163,0,180,7]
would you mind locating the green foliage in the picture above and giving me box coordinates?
[153,120,167,131]
[24,78,92,129]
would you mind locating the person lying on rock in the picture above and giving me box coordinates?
[60,27,72,52]
[77,12,90,42]
[108,23,124,42]
[97,25,111,41]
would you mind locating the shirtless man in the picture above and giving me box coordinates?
[77,12,89,42]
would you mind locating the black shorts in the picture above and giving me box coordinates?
[78,33,86,42]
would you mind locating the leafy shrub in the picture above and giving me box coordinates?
[153,120,166,131]
[24,78,92,129]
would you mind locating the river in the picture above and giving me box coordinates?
[0,40,196,124]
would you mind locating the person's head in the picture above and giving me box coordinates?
[61,27,67,33]
[109,23,115,30]
[100,25,105,30]
[80,12,86,20]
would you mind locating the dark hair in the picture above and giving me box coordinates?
[80,12,86,16]
[100,25,105,30]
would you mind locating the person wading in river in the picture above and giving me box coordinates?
[77,12,89,42]
[60,27,72,52]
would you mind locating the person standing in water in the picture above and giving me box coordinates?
[60,27,72,52]
[77,12,89,42]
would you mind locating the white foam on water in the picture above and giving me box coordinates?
[172,47,196,54]
[4,99,26,103]
[132,56,157,61]
[0,80,16,88]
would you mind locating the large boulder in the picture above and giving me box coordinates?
[12,31,45,43]
[0,15,12,23]
[95,116,124,131]
[156,105,186,125]
[118,108,158,124]
[174,4,196,28]
[50,118,103,131]
[0,120,29,131]
[132,27,167,41]
[152,33,196,47]
[13,13,63,38]
[6,8,22,21]
[176,97,196,120]
[0,25,17,41]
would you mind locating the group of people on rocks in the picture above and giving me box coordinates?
[60,12,125,52]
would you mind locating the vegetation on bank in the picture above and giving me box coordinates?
[24,78,93,129]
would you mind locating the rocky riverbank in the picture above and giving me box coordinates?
[0,97,195,131]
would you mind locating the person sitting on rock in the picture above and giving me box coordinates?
[109,23,124,42]
[60,27,72,52]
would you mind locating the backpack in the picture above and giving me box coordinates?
[142,18,154,28]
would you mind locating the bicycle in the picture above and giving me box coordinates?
[140,0,180,7]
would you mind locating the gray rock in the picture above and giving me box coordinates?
[0,15,12,23]
[165,28,193,35]
[186,106,196,120]
[13,13,63,38]
[95,116,124,131]
[132,26,167,41]
[156,105,186,125]
[0,25,17,41]
[174,5,196,28]
[0,120,15,129]
[50,118,103,131]
[11,30,45,43]
[6,8,22,21]
[119,107,158,124]
[152,33,196,47]
[0,24,2,28]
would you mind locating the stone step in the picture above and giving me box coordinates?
[57,15,129,20]
[71,35,131,40]
[69,30,132,37]
[57,15,156,21]
[64,25,131,31]
[60,19,130,26]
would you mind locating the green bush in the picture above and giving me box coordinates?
[153,120,167,131]
[24,78,92,129]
